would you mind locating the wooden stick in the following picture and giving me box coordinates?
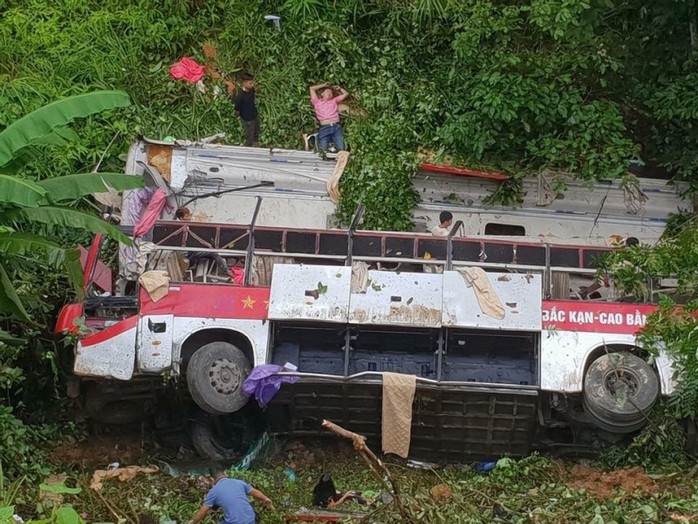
[321,420,413,522]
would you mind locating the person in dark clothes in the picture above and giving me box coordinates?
[312,474,365,508]
[234,74,259,147]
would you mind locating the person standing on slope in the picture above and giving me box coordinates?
[235,73,260,147]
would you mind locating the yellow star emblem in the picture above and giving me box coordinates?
[241,296,256,309]
[263,300,270,309]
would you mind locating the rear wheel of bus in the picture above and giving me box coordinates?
[186,341,252,414]
[190,416,256,461]
[583,352,659,433]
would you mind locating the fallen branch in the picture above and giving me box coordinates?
[86,484,132,524]
[321,419,414,522]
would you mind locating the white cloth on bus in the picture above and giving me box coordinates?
[351,261,369,293]
[456,267,505,320]
[139,270,170,303]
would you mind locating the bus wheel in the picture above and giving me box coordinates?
[190,415,256,461]
[85,396,143,425]
[187,342,252,414]
[583,352,658,433]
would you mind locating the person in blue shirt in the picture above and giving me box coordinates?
[188,467,273,524]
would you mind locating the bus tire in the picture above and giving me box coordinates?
[85,397,143,425]
[187,341,252,414]
[190,421,240,461]
[583,352,658,432]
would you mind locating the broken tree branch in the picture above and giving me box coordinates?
[321,419,414,523]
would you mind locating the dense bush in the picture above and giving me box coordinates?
[2,0,696,229]
[2,0,698,481]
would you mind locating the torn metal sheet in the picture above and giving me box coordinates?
[75,317,137,380]
[268,265,351,323]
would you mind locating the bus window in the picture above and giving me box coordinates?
[484,223,526,236]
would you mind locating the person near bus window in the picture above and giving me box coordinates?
[309,82,348,152]
[175,207,191,221]
[431,211,453,237]
[234,73,260,147]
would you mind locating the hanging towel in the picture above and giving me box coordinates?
[350,261,369,293]
[456,267,505,320]
[139,270,170,303]
[381,372,417,458]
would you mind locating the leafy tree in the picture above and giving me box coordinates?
[0,91,143,321]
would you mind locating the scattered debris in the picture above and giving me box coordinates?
[284,509,367,522]
[406,459,438,470]
[284,440,317,470]
[90,465,159,491]
[322,419,414,522]
[429,483,452,502]
[38,475,82,507]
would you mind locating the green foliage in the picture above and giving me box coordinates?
[601,211,698,420]
[3,0,687,229]
[10,452,698,523]
[602,401,688,469]
[0,405,52,480]
[0,92,141,320]
[639,300,698,420]
[0,91,130,167]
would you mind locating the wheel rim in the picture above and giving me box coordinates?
[603,369,640,401]
[209,358,242,395]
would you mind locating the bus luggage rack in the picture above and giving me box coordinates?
[151,220,612,271]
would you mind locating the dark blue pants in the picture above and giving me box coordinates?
[317,123,344,151]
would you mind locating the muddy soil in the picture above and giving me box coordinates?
[567,464,658,499]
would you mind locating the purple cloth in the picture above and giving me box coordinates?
[243,364,299,407]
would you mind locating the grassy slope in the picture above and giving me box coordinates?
[13,446,698,524]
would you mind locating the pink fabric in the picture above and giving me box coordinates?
[231,267,245,285]
[311,97,340,123]
[133,188,167,238]
[169,57,205,83]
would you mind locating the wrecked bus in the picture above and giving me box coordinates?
[56,138,690,460]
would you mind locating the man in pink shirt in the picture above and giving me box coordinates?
[309,82,349,152]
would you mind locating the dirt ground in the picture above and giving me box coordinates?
[50,432,151,467]
[567,464,658,499]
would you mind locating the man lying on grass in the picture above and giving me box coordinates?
[188,467,273,524]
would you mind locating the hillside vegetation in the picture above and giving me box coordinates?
[2,0,697,228]
[1,2,698,515]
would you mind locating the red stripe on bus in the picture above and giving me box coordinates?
[80,315,138,347]
[139,284,271,320]
[542,301,656,335]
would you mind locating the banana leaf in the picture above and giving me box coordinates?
[38,172,143,203]
[0,91,131,167]
[0,264,29,320]
[1,206,131,245]
[0,233,83,295]
[0,174,47,208]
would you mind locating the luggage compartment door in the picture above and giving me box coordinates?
[268,265,352,323]
[349,271,443,328]
[443,269,542,331]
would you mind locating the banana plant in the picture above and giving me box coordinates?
[0,91,144,321]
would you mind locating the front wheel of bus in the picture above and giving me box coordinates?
[583,352,659,433]
[187,342,252,414]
